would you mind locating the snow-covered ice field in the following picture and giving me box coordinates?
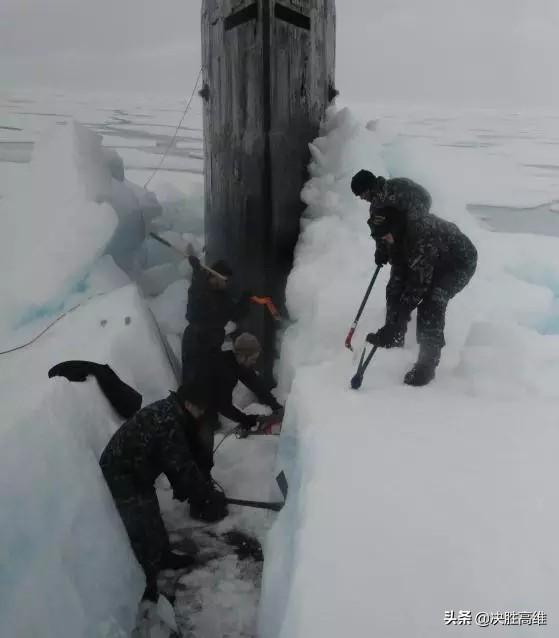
[260,106,559,636]
[2,88,559,636]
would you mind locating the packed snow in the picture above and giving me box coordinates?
[0,286,175,638]
[0,122,118,337]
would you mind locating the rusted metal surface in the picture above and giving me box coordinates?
[201,0,336,372]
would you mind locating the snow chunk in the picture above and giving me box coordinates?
[0,284,177,638]
[0,122,118,335]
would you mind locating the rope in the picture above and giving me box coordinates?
[143,68,203,190]
[0,72,203,357]
[0,293,105,357]
[213,426,241,455]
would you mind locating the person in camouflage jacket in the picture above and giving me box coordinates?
[351,170,477,386]
[99,383,227,601]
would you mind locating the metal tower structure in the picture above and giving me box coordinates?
[201,0,336,371]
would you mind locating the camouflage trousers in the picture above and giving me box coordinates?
[386,263,476,350]
[106,479,170,585]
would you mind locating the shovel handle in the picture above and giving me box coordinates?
[149,232,228,281]
[226,498,284,512]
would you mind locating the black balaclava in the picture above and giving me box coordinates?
[351,169,379,196]
[368,206,407,240]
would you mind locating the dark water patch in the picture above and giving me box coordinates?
[104,120,202,130]
[439,141,496,148]
[5,98,34,105]
[0,142,33,163]
[126,166,204,175]
[410,117,453,125]
[468,202,559,237]
[93,123,201,141]
[14,111,73,118]
[398,132,441,140]
[476,132,539,141]
[149,107,192,114]
[109,116,133,126]
[98,126,202,158]
[523,163,559,172]
[0,126,203,165]
[112,122,202,132]
[170,144,203,152]
[0,126,23,132]
[112,110,152,120]
[95,126,202,150]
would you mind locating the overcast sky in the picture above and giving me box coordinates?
[1,0,558,107]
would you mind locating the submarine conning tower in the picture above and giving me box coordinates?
[201,0,336,374]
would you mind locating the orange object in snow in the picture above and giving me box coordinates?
[250,296,281,321]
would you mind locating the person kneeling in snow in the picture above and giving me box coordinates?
[351,169,478,386]
[99,382,228,601]
[208,333,283,438]
[181,256,252,386]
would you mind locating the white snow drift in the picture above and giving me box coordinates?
[259,107,559,637]
[0,286,178,638]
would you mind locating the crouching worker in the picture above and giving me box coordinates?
[99,382,228,601]
[212,333,283,436]
[351,169,478,386]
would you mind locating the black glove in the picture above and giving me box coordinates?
[271,405,284,419]
[374,245,389,266]
[366,322,405,348]
[238,413,258,430]
[190,485,228,523]
[235,414,258,439]
[188,255,201,270]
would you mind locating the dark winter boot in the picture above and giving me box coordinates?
[404,345,441,387]
[393,333,405,348]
